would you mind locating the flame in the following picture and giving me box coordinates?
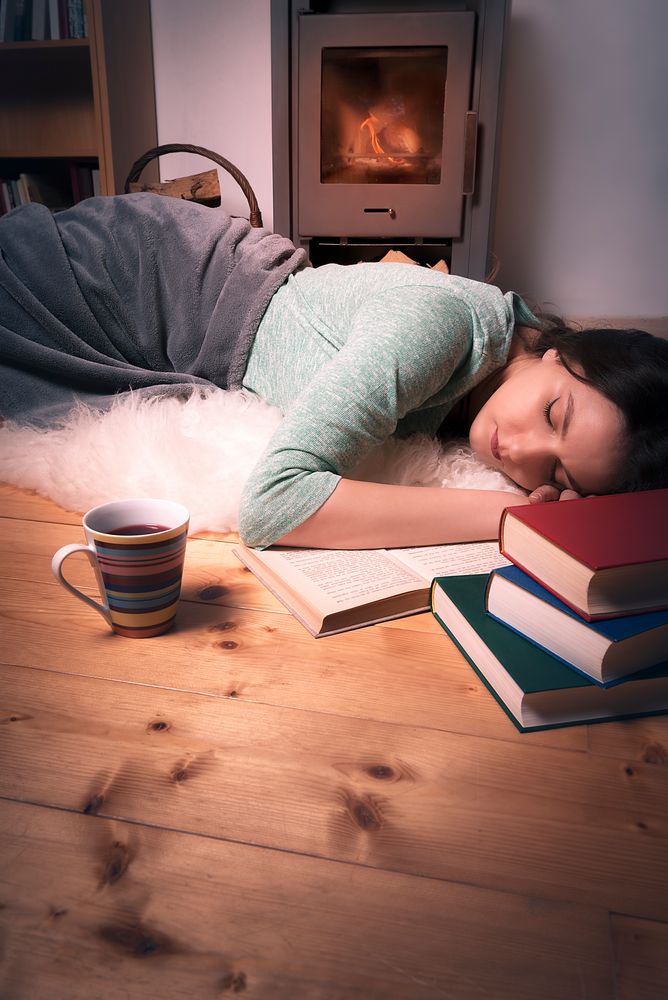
[360,113,386,155]
[359,112,404,164]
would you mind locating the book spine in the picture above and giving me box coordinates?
[31,0,47,38]
[0,0,9,41]
[17,174,30,204]
[498,554,596,622]
[497,507,511,554]
[66,0,82,38]
[13,0,31,40]
[57,0,67,37]
[5,179,19,210]
[47,0,59,37]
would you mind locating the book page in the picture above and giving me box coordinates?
[391,541,510,580]
[259,548,426,611]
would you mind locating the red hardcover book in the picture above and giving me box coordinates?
[498,488,668,621]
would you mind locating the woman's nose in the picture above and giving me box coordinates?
[508,433,550,471]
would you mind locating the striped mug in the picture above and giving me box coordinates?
[51,499,190,638]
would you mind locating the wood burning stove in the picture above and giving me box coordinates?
[271,0,509,279]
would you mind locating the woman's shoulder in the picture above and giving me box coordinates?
[286,262,515,348]
[294,260,503,298]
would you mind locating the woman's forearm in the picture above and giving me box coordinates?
[275,478,529,549]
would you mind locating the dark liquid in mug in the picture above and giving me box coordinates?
[108,523,170,536]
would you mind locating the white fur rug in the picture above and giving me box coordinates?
[0,389,523,533]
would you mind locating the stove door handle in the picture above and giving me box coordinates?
[462,112,478,196]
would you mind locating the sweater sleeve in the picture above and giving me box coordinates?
[238,285,477,548]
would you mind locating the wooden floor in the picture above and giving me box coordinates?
[1,482,667,999]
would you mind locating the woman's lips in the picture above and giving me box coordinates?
[491,428,501,461]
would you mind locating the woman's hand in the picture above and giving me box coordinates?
[528,484,582,504]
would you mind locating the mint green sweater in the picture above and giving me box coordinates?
[240,263,536,548]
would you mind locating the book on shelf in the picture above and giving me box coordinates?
[57,0,68,37]
[31,0,48,39]
[69,161,94,203]
[17,173,31,204]
[499,488,668,621]
[485,564,668,687]
[233,540,510,637]
[47,0,60,38]
[0,1,14,43]
[1,179,19,211]
[66,0,85,38]
[431,574,668,733]
[0,0,64,39]
[12,170,71,211]
[0,163,96,215]
[11,0,29,39]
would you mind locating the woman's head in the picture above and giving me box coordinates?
[468,323,668,496]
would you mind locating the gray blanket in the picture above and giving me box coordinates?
[0,193,307,423]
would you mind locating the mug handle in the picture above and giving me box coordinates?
[51,543,113,626]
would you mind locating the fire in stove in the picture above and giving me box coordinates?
[320,46,447,185]
[356,103,421,169]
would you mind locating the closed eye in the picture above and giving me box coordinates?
[543,397,559,484]
[543,397,558,427]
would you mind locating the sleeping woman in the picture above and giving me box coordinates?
[1,193,667,550]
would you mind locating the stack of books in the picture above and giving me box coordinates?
[0,0,87,41]
[431,489,668,732]
[0,162,100,216]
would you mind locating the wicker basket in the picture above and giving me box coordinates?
[123,143,263,227]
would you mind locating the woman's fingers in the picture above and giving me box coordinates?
[528,484,583,504]
[528,484,561,504]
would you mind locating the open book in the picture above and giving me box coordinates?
[233,541,509,637]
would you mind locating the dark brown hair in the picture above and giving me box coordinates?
[524,319,668,494]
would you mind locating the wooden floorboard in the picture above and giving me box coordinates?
[0,575,586,750]
[610,914,668,1000]
[2,660,667,920]
[0,799,615,1000]
[1,483,667,997]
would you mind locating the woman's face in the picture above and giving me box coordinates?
[468,348,626,495]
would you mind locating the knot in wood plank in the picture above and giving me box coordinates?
[97,920,178,957]
[147,719,170,733]
[100,841,132,886]
[83,793,105,815]
[642,742,666,765]
[219,971,247,992]
[366,764,395,780]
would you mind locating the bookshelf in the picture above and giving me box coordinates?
[0,0,158,209]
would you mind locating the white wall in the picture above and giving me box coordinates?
[493,0,668,321]
[150,0,274,228]
[150,0,667,323]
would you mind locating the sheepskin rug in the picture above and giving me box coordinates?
[0,388,524,534]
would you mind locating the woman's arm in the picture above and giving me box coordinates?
[276,478,530,549]
[239,286,496,549]
[276,479,582,549]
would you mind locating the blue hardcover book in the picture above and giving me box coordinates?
[485,564,668,687]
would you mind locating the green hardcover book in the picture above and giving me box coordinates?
[431,574,668,733]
